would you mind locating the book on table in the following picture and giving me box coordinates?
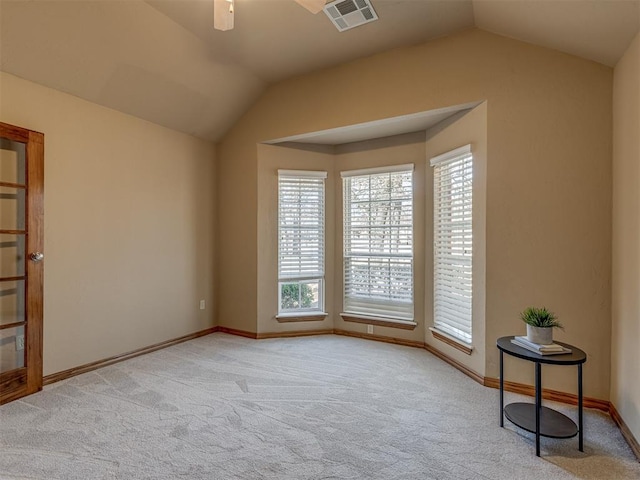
[511,336,572,355]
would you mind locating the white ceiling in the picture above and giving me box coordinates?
[0,0,638,142]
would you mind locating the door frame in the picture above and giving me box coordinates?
[0,121,44,404]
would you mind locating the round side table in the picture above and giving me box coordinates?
[497,336,587,456]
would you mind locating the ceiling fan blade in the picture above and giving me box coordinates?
[295,0,326,14]
[214,0,234,31]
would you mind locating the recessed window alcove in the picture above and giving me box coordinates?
[256,100,487,380]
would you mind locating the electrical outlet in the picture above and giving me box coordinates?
[367,325,373,334]
[199,300,205,310]
[15,334,24,351]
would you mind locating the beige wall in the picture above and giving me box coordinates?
[257,144,335,334]
[0,72,217,376]
[612,32,640,442]
[424,103,487,376]
[216,126,258,332]
[218,29,613,399]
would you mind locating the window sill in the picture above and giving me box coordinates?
[276,312,328,323]
[429,327,473,355]
[340,313,417,330]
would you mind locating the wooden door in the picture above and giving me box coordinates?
[0,122,44,404]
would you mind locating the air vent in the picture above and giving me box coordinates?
[323,0,378,32]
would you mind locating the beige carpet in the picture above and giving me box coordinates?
[0,333,638,479]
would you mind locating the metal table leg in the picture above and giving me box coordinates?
[535,361,541,457]
[578,363,583,452]
[500,349,504,427]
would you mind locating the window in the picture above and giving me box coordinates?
[431,145,473,344]
[342,165,414,321]
[278,170,326,314]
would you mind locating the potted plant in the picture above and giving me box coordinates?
[520,307,563,345]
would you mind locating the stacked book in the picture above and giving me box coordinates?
[511,336,572,355]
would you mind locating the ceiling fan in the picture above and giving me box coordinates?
[214,0,378,32]
[214,0,326,31]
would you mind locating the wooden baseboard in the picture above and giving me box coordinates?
[43,327,218,385]
[257,329,334,339]
[216,326,258,339]
[483,377,610,412]
[334,328,425,349]
[216,327,333,340]
[423,342,485,385]
[610,402,640,461]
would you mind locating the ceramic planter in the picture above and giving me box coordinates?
[526,325,553,345]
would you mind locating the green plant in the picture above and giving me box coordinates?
[520,307,563,329]
[281,283,315,309]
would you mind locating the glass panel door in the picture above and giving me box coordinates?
[0,123,44,404]
[0,139,27,377]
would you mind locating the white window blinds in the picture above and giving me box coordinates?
[278,170,326,313]
[431,145,473,344]
[342,164,414,320]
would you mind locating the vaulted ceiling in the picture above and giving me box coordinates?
[1,0,638,142]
